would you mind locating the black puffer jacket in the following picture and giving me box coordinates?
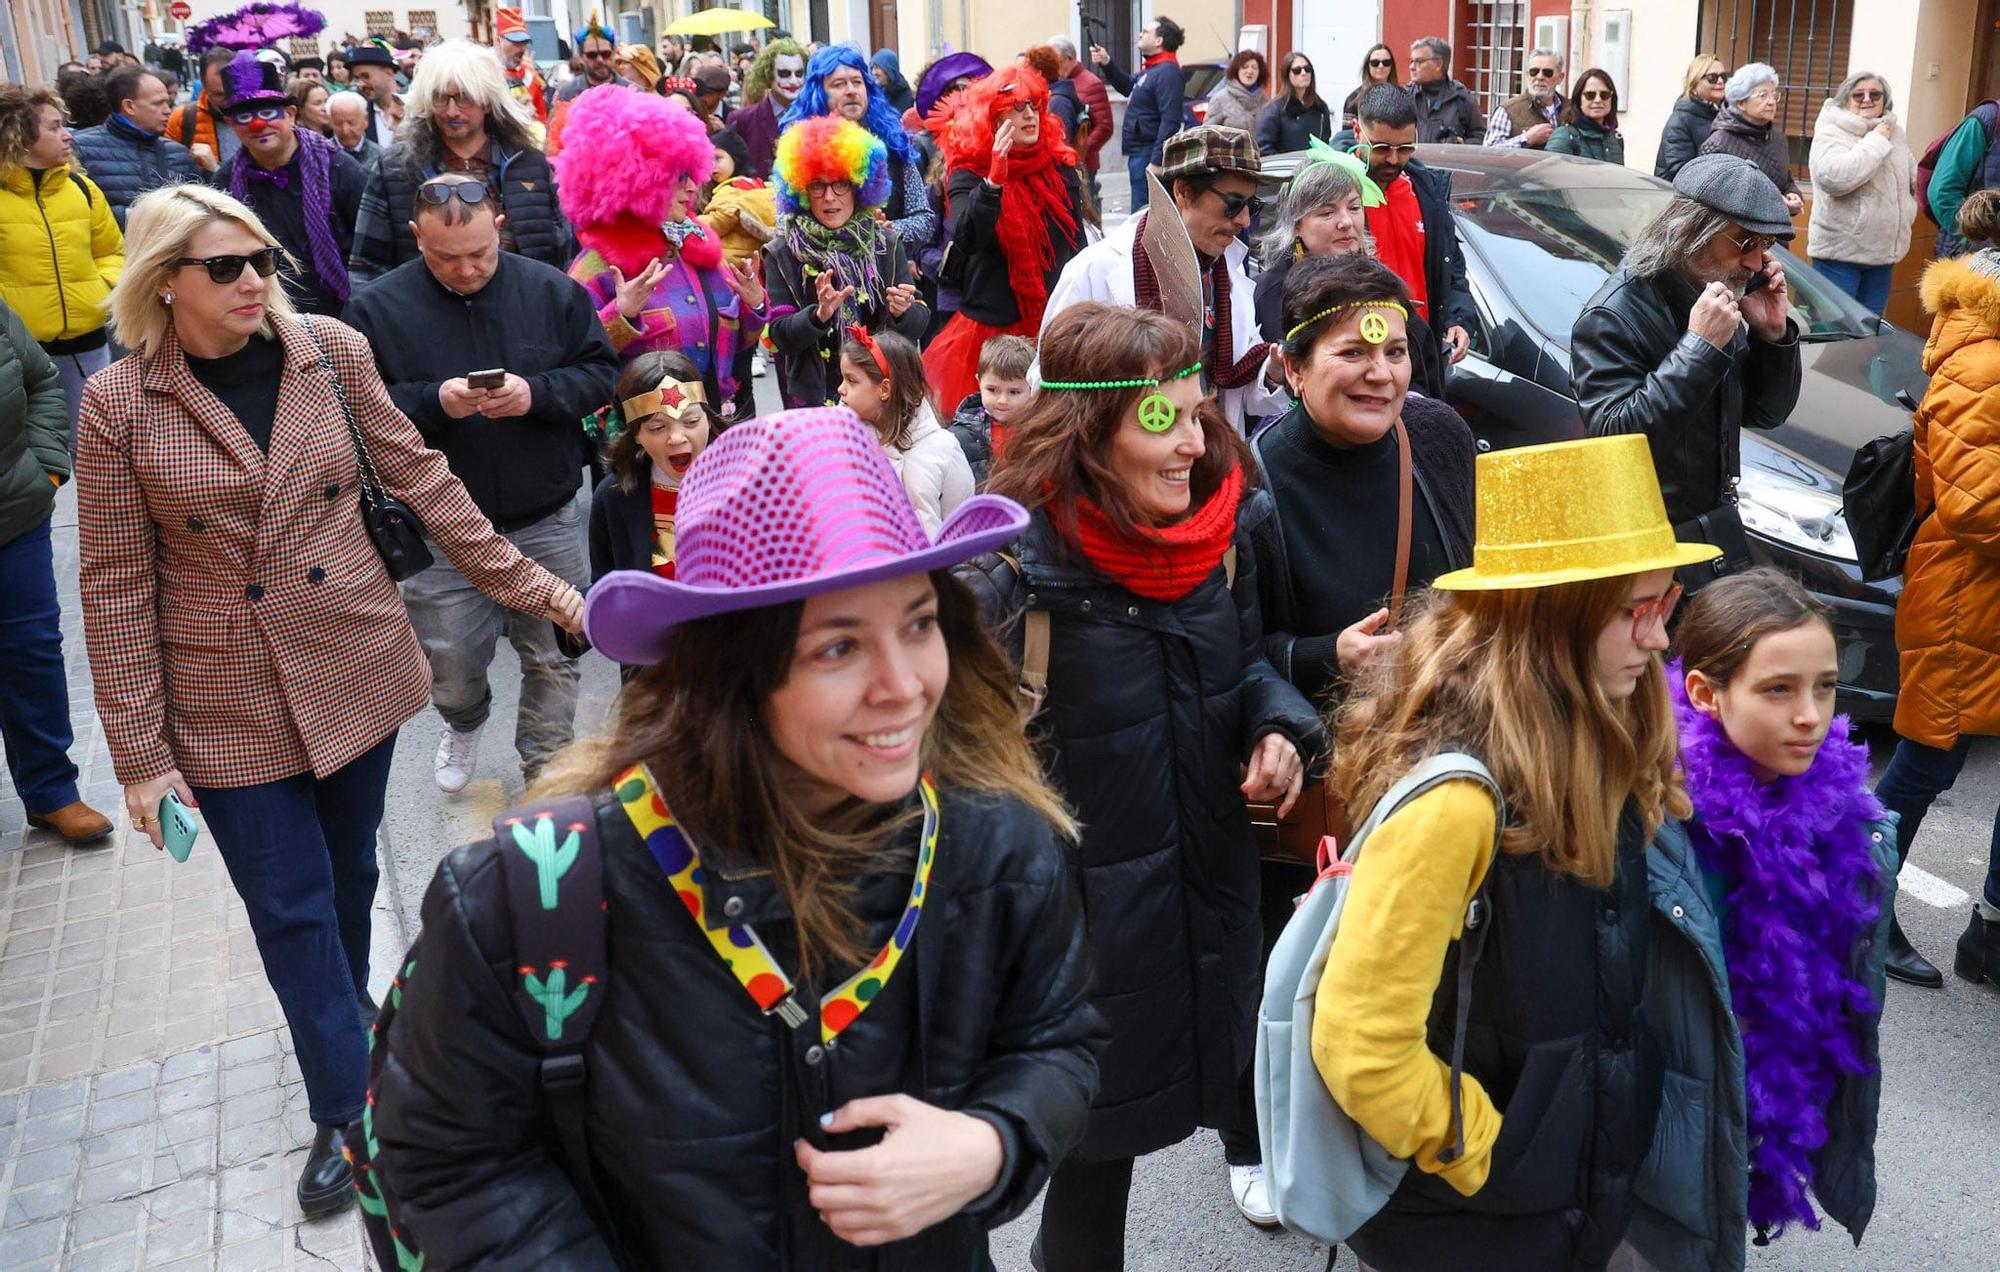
[69,115,201,226]
[1654,95,1719,180]
[371,785,1105,1269]
[349,137,571,280]
[963,501,1325,1160]
[1256,96,1334,156]
[1570,266,1800,525]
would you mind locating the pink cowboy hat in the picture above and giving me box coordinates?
[584,406,1028,666]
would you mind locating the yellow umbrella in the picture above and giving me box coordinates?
[664,9,776,36]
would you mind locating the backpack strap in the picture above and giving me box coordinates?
[68,172,92,207]
[492,795,615,1239]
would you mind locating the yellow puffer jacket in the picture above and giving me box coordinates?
[1895,251,2000,748]
[699,177,778,265]
[0,164,123,344]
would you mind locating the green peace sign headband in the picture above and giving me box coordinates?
[1285,300,1410,344]
[1040,361,1206,433]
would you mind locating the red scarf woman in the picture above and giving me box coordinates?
[923,66,1085,413]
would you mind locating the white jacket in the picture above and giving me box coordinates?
[887,401,974,536]
[1041,213,1288,433]
[1807,102,1917,268]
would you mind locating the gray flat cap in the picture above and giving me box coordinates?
[1672,153,1797,239]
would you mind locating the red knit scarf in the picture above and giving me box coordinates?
[956,138,1077,331]
[1141,51,1178,72]
[1061,464,1244,601]
[1131,213,1269,389]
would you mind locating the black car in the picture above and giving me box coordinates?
[1261,146,1926,719]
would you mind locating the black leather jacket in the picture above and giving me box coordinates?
[1570,267,1801,525]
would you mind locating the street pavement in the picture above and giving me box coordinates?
[2,162,1997,1270]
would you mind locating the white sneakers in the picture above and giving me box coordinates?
[434,723,484,794]
[1229,1162,1279,1228]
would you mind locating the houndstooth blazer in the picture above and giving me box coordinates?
[77,313,562,789]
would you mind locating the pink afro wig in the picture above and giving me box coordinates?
[555,85,716,275]
[773,115,890,216]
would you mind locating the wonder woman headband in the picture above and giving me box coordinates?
[1285,301,1410,344]
[621,376,708,423]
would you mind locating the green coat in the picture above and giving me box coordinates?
[1548,120,1626,165]
[0,300,69,548]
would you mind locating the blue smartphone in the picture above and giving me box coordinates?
[160,792,201,863]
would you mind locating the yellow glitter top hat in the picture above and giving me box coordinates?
[1433,435,1722,591]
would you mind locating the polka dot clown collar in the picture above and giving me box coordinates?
[615,762,939,1043]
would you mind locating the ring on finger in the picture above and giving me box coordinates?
[133,815,152,828]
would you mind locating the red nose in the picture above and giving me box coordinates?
[246,118,270,134]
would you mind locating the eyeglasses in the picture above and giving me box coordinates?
[417,179,489,206]
[1721,229,1778,256]
[806,180,849,198]
[1581,89,1614,103]
[1851,89,1884,102]
[1366,58,1393,69]
[1526,66,1560,79]
[1747,86,1782,101]
[226,105,285,126]
[434,90,475,110]
[1358,140,1418,161]
[1207,188,1256,219]
[1629,583,1684,640]
[580,49,613,60]
[1702,72,1728,84]
[172,247,281,283]
[1409,54,1437,66]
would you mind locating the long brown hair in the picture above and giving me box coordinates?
[1332,576,1689,888]
[987,302,1254,543]
[532,570,1073,977]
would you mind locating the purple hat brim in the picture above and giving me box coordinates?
[584,493,1030,667]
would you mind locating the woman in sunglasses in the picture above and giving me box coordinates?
[1807,72,1915,312]
[74,182,584,1222]
[1342,44,1398,130]
[1548,68,1626,165]
[1256,51,1332,156]
[1657,53,1728,180]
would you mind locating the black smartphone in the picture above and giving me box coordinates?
[1743,269,1771,296]
[467,368,506,390]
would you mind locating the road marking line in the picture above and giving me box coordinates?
[1898,862,1970,909]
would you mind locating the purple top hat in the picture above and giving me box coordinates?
[219,50,291,114]
[584,407,1029,666]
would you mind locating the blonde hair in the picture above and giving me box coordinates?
[1682,52,1723,99]
[109,184,296,359]
[402,39,537,149]
[1331,576,1690,889]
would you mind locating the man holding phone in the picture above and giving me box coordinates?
[343,173,617,792]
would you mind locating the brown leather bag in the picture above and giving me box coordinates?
[1245,422,1414,865]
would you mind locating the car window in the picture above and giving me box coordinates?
[1183,65,1224,100]
[1452,186,1873,346]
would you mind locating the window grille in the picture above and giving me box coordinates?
[364,11,394,36]
[1461,0,1529,117]
[407,10,438,37]
[1697,0,1855,171]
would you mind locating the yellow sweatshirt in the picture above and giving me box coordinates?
[1311,779,1503,1197]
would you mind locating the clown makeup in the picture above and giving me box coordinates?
[771,54,807,104]
[231,104,298,167]
[823,64,870,121]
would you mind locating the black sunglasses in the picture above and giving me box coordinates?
[1289,63,1314,76]
[581,49,613,60]
[1703,72,1728,84]
[1526,66,1560,78]
[418,179,490,206]
[1367,58,1394,68]
[173,247,282,283]
[1208,188,1255,219]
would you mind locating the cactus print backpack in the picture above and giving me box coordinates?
[348,795,615,1272]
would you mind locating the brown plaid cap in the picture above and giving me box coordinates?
[1156,125,1284,187]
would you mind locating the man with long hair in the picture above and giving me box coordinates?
[348,39,568,280]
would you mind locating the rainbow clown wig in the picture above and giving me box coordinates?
[772,116,891,217]
[553,85,715,275]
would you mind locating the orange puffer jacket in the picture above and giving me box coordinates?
[1895,251,2000,748]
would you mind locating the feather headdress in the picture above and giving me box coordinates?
[186,2,326,57]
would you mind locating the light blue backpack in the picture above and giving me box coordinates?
[1253,751,1505,1245]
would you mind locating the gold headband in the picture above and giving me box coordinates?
[1285,300,1410,344]
[621,377,708,422]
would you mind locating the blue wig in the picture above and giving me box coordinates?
[779,43,913,165]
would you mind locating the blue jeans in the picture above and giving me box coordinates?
[1874,735,2000,909]
[49,344,111,458]
[1814,259,1894,313]
[0,516,81,814]
[1128,150,1151,214]
[190,732,397,1126]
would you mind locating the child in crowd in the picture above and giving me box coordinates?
[1625,567,1893,1263]
[948,333,1034,485]
[588,350,720,587]
[836,326,972,534]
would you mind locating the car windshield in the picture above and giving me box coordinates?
[1453,185,1875,346]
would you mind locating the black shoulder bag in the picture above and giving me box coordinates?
[301,317,435,581]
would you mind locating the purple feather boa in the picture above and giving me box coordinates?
[1669,665,1884,1237]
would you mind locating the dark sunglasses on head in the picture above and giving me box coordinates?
[1527,66,1560,78]
[1367,58,1394,68]
[227,105,286,126]
[1702,72,1728,84]
[172,247,281,284]
[418,179,490,206]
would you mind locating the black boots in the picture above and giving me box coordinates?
[298,1122,356,1218]
[1954,907,2000,986]
[1885,911,1945,988]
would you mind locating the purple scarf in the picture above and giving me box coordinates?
[1669,666,1885,1237]
[229,128,350,304]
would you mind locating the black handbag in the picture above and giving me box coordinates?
[1844,427,1922,582]
[303,319,435,582]
[1672,499,1754,595]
